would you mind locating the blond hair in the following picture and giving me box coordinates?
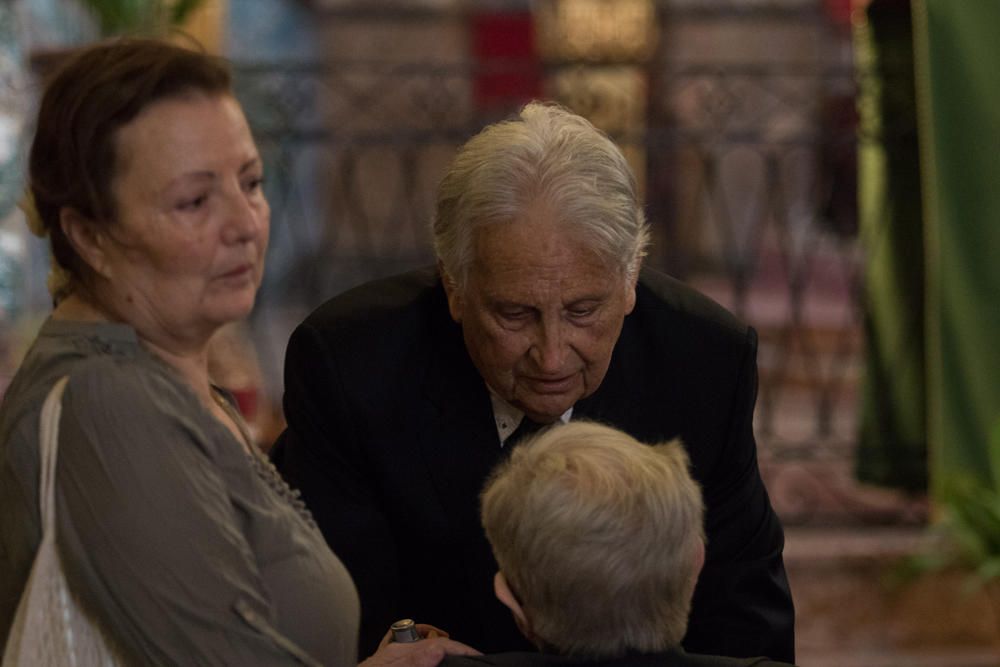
[481,421,705,659]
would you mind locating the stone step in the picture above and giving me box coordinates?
[785,527,1000,666]
[800,649,1000,667]
[760,458,926,526]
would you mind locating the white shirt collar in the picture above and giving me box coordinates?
[488,389,573,447]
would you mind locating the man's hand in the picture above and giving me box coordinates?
[358,623,481,667]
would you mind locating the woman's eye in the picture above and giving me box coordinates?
[244,176,265,193]
[177,194,208,211]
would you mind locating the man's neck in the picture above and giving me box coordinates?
[487,389,573,446]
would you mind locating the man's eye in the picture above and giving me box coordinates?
[568,304,599,319]
[498,309,530,321]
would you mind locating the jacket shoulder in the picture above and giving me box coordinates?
[634,268,753,350]
[300,266,444,339]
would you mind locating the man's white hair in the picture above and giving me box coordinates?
[433,102,649,290]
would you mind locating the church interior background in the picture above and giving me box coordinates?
[0,1,996,664]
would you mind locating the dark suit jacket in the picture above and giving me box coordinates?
[441,649,794,667]
[272,266,794,662]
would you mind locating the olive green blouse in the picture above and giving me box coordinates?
[0,319,359,666]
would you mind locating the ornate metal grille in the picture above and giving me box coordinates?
[235,2,925,526]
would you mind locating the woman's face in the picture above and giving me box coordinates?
[98,93,269,345]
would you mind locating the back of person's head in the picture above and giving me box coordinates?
[480,421,705,659]
[26,37,232,300]
[432,101,650,291]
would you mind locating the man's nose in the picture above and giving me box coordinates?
[530,318,568,373]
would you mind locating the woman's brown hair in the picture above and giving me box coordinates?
[28,38,233,298]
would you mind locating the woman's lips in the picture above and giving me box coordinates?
[217,264,253,283]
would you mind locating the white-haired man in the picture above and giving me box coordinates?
[441,421,794,667]
[273,102,794,661]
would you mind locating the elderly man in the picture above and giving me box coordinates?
[272,102,794,661]
[441,421,794,667]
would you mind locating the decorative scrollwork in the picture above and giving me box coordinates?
[231,4,919,527]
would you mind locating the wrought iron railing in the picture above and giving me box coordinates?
[0,2,926,525]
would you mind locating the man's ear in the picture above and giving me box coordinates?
[494,571,532,637]
[624,265,639,315]
[60,208,112,279]
[438,260,463,323]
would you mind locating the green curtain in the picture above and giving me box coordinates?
[856,0,927,492]
[913,0,1000,498]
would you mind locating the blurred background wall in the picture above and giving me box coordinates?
[0,1,997,664]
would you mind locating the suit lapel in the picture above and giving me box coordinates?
[574,314,644,430]
[415,286,503,542]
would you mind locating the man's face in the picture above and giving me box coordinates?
[444,205,637,423]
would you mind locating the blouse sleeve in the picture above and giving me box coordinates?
[52,362,320,666]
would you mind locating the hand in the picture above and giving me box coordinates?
[358,624,481,667]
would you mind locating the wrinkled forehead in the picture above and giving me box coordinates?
[467,216,629,280]
[112,91,244,177]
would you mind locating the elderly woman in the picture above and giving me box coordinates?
[0,39,473,667]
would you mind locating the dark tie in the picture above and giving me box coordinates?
[506,417,548,448]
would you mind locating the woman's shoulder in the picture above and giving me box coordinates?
[6,323,209,455]
[64,353,185,411]
[60,354,221,458]
[2,324,138,445]
[0,327,210,534]
[3,351,201,464]
[2,318,143,412]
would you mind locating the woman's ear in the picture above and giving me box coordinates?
[60,208,111,279]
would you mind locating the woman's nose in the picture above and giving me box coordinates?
[221,191,262,244]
